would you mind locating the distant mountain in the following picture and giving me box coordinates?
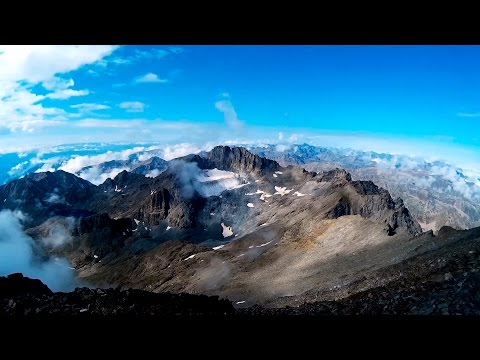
[247,143,480,232]
[0,170,96,227]
[76,155,168,184]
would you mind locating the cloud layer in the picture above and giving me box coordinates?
[0,210,77,292]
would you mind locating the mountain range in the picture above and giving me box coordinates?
[2,145,480,314]
[246,143,480,233]
[4,142,478,233]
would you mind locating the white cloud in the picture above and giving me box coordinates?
[135,72,168,84]
[86,69,99,76]
[288,133,301,143]
[0,209,77,292]
[105,48,176,69]
[46,89,89,100]
[145,169,163,178]
[215,99,244,130]
[275,144,290,152]
[0,45,118,83]
[111,57,132,65]
[278,132,284,141]
[119,101,146,112]
[59,147,146,175]
[42,77,74,91]
[78,166,130,185]
[71,103,111,112]
[162,143,202,160]
[0,45,118,132]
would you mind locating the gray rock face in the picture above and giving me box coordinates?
[183,145,282,176]
[131,156,168,176]
[211,145,281,175]
[0,170,96,227]
[248,143,480,232]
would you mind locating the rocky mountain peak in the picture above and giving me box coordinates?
[206,146,282,175]
[318,168,352,182]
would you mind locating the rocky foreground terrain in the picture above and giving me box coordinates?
[2,224,480,316]
[2,230,480,317]
[0,273,234,316]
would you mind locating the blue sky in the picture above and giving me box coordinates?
[1,45,479,168]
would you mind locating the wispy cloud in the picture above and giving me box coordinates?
[134,48,169,60]
[46,89,89,100]
[71,103,111,112]
[169,47,184,55]
[214,94,244,130]
[119,101,146,112]
[42,77,74,91]
[0,45,117,132]
[134,73,168,84]
[106,47,182,69]
[457,112,480,117]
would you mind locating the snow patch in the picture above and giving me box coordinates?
[247,203,254,208]
[274,186,293,196]
[184,254,196,261]
[257,241,272,248]
[275,171,283,175]
[230,182,250,190]
[236,301,246,304]
[197,168,237,182]
[212,245,225,250]
[260,192,272,201]
[246,190,264,195]
[93,255,98,259]
[145,169,162,178]
[293,191,306,197]
[166,226,171,231]
[221,223,234,237]
[273,174,278,178]
[134,219,140,225]
[114,185,122,192]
